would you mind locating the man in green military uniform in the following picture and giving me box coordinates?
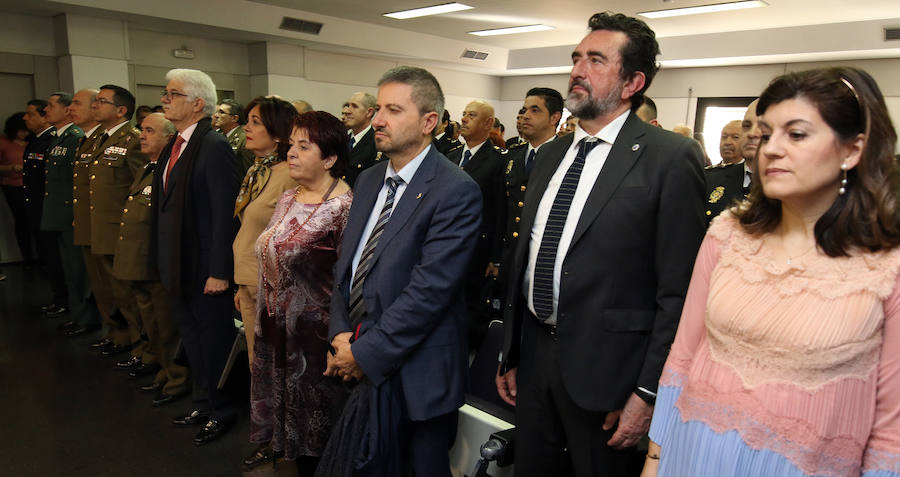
[88,85,150,364]
[40,92,102,334]
[214,99,252,172]
[115,112,190,405]
[23,99,67,314]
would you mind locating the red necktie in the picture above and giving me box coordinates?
[164,135,186,193]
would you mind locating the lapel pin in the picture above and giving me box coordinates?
[416,192,423,199]
[632,144,640,151]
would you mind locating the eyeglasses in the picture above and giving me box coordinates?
[93,98,117,106]
[160,90,189,100]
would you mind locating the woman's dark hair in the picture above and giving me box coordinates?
[294,111,349,179]
[4,112,28,140]
[244,96,297,161]
[737,66,900,256]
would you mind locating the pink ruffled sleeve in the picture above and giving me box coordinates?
[863,273,900,476]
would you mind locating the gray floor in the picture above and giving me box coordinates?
[0,263,253,477]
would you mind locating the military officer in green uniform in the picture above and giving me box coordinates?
[214,98,253,173]
[40,92,101,333]
[114,112,190,404]
[88,85,150,363]
[23,99,67,313]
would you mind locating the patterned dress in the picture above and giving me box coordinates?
[251,188,353,460]
[650,212,900,477]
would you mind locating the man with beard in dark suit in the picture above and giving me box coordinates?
[153,68,241,446]
[496,12,706,476]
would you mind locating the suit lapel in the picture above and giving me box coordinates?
[568,115,646,250]
[335,161,388,284]
[368,147,437,270]
[463,143,490,174]
[97,123,131,154]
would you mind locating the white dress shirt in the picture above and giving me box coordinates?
[350,144,430,282]
[459,140,487,167]
[162,121,198,190]
[524,110,630,325]
[349,124,372,149]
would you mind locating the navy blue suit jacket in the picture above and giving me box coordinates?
[330,144,482,421]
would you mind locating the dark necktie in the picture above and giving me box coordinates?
[743,170,752,196]
[164,135,186,193]
[460,149,472,168]
[525,148,537,173]
[349,134,356,151]
[349,176,403,321]
[532,137,601,320]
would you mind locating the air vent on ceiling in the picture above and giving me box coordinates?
[461,49,489,61]
[280,17,323,35]
[886,27,900,41]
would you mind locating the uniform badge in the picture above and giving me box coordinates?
[709,186,725,203]
[505,159,513,175]
[632,144,640,151]
[142,185,152,195]
[375,152,383,161]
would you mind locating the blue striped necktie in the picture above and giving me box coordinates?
[349,176,402,320]
[525,148,537,173]
[460,149,472,168]
[532,137,601,320]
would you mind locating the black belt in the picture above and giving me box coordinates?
[529,310,557,340]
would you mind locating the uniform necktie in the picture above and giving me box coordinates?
[460,149,472,168]
[164,135,186,193]
[348,176,403,321]
[349,135,356,151]
[532,137,601,320]
[525,148,537,173]
[742,170,752,196]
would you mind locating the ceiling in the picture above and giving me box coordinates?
[256,0,900,48]
[4,0,900,75]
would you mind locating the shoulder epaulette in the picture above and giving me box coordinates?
[507,141,527,150]
[447,143,464,153]
[493,145,508,154]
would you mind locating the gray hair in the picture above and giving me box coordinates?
[50,91,74,107]
[360,92,376,110]
[378,66,444,121]
[165,68,217,116]
[146,112,176,137]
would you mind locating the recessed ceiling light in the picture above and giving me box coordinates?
[638,0,767,19]
[468,24,554,36]
[384,2,473,20]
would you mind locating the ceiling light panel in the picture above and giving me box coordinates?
[384,2,473,19]
[468,24,554,36]
[639,1,768,19]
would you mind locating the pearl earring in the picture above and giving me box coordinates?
[839,163,848,195]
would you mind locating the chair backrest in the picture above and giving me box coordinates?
[466,319,515,423]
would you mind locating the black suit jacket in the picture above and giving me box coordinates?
[345,127,379,187]
[152,117,241,296]
[446,142,505,266]
[703,161,747,226]
[500,113,706,412]
[432,133,460,157]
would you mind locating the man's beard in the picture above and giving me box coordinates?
[565,79,623,120]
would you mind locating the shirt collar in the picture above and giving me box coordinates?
[573,109,630,146]
[386,143,430,185]
[527,135,555,157]
[105,120,129,137]
[350,124,372,147]
[84,124,101,138]
[55,122,73,137]
[178,121,200,145]
[226,126,241,139]
[38,126,54,137]
[435,131,445,140]
[463,139,487,158]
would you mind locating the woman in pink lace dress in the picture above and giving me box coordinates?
[644,67,900,477]
[248,111,353,474]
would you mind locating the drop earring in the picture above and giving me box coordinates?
[839,163,848,195]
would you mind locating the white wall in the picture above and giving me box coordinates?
[496,59,900,143]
